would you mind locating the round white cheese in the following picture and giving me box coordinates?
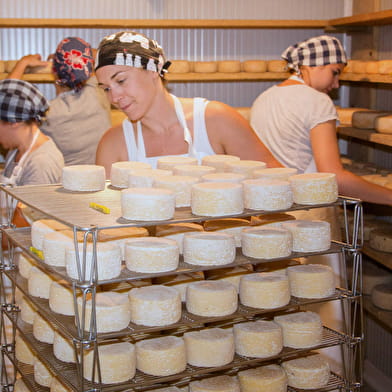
[173,164,216,178]
[49,280,75,316]
[238,364,287,392]
[53,330,75,363]
[201,172,246,184]
[157,156,198,171]
[50,378,72,392]
[31,219,68,250]
[17,253,36,279]
[34,359,53,387]
[128,168,173,187]
[110,161,151,188]
[186,280,238,317]
[14,379,30,392]
[183,232,236,266]
[42,230,77,267]
[203,218,250,247]
[253,167,298,181]
[201,154,240,171]
[20,297,37,324]
[28,266,55,299]
[33,313,55,344]
[62,164,106,191]
[239,272,290,309]
[125,237,179,272]
[184,327,234,367]
[363,260,392,294]
[224,160,266,179]
[121,187,176,221]
[204,265,253,293]
[189,375,240,392]
[371,283,392,310]
[233,320,283,358]
[136,336,186,376]
[129,285,181,326]
[369,228,392,252]
[15,334,36,365]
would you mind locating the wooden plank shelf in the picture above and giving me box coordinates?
[337,126,392,148]
[363,244,392,271]
[340,72,392,85]
[329,10,392,27]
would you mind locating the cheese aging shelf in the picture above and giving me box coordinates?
[0,183,364,392]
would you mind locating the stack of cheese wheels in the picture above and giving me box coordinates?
[193,61,218,73]
[189,375,240,392]
[28,267,55,299]
[253,167,298,181]
[62,164,106,191]
[152,271,204,301]
[186,280,237,316]
[155,222,204,253]
[183,232,236,266]
[128,285,181,326]
[363,259,392,294]
[369,228,392,252]
[33,313,55,344]
[154,174,199,207]
[191,182,244,216]
[136,336,186,376]
[169,60,192,73]
[224,160,266,179]
[287,264,335,298]
[281,354,330,389]
[201,154,240,171]
[53,331,75,363]
[239,272,290,309]
[83,342,136,383]
[17,253,36,279]
[125,237,179,272]
[50,378,72,392]
[218,60,241,73]
[242,60,268,73]
[273,311,322,348]
[243,179,293,210]
[336,107,369,126]
[128,168,172,187]
[20,297,37,324]
[48,280,75,315]
[184,327,234,366]
[250,212,296,227]
[282,220,331,252]
[375,114,392,133]
[241,227,292,259]
[110,161,151,188]
[238,364,287,392]
[121,187,176,221]
[204,265,253,292]
[371,283,392,310]
[77,291,131,332]
[34,359,53,387]
[65,242,122,281]
[201,172,246,183]
[289,173,338,205]
[173,164,216,178]
[267,60,287,73]
[233,320,283,358]
[203,218,250,247]
[352,110,391,129]
[15,334,36,365]
[31,219,68,250]
[157,156,198,171]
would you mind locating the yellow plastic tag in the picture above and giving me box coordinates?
[29,246,44,260]
[89,202,110,214]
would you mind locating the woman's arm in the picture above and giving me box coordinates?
[8,54,50,79]
[311,120,392,206]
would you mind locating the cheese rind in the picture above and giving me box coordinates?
[157,156,198,171]
[238,364,287,392]
[189,375,240,392]
[193,61,218,73]
[352,110,391,129]
[33,313,55,344]
[15,334,36,365]
[369,228,392,252]
[224,160,266,179]
[49,281,75,315]
[128,168,173,187]
[62,164,106,191]
[201,154,240,171]
[34,359,53,387]
[169,60,191,73]
[242,60,267,73]
[31,219,68,250]
[20,297,37,324]
[371,283,392,310]
[253,167,297,181]
[28,266,55,299]
[218,60,241,73]
[110,161,152,188]
[267,60,287,73]
[53,331,75,363]
[17,253,36,279]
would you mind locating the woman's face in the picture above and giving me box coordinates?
[305,63,345,93]
[0,121,17,149]
[96,65,158,121]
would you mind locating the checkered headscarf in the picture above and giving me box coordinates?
[282,35,347,74]
[95,31,171,77]
[0,79,49,123]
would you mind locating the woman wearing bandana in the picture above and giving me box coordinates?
[94,31,282,178]
[8,37,111,166]
[250,35,392,206]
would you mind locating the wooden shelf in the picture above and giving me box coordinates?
[337,126,392,148]
[329,9,392,27]
[363,296,392,332]
[0,18,328,29]
[363,243,392,271]
[340,72,392,85]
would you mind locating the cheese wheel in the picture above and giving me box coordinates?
[169,60,192,73]
[201,172,246,183]
[352,110,391,129]
[281,354,330,389]
[250,212,296,227]
[78,291,131,332]
[253,167,297,181]
[218,60,241,73]
[336,107,369,126]
[352,60,366,73]
[242,60,267,73]
[370,228,392,252]
[15,334,36,365]
[193,61,218,73]
[241,227,292,259]
[17,253,36,279]
[154,174,199,207]
[14,379,30,392]
[5,60,18,73]
[28,266,55,299]
[375,114,392,133]
[125,237,179,272]
[243,179,293,211]
[267,60,287,73]
[184,327,234,366]
[282,220,331,252]
[26,61,53,74]
[239,272,290,309]
[49,280,75,315]
[53,331,75,363]
[191,182,244,216]
[365,61,379,74]
[136,336,186,376]
[371,283,392,310]
[33,313,55,344]
[201,154,240,171]
[50,378,72,392]
[363,260,392,294]
[128,168,173,187]
[204,265,253,292]
[238,364,287,392]
[0,61,5,73]
[65,242,121,281]
[83,342,136,383]
[20,297,37,324]
[289,173,338,205]
[31,219,68,250]
[189,375,240,392]
[274,311,322,348]
[34,359,53,387]
[173,164,216,178]
[110,161,152,188]
[43,230,78,267]
[128,285,181,326]
[233,320,283,358]
[121,187,176,221]
[224,160,266,179]
[155,222,204,253]
[186,280,237,316]
[157,156,198,170]
[287,264,335,298]
[203,218,250,247]
[183,232,236,266]
[62,165,106,191]
[378,60,392,74]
